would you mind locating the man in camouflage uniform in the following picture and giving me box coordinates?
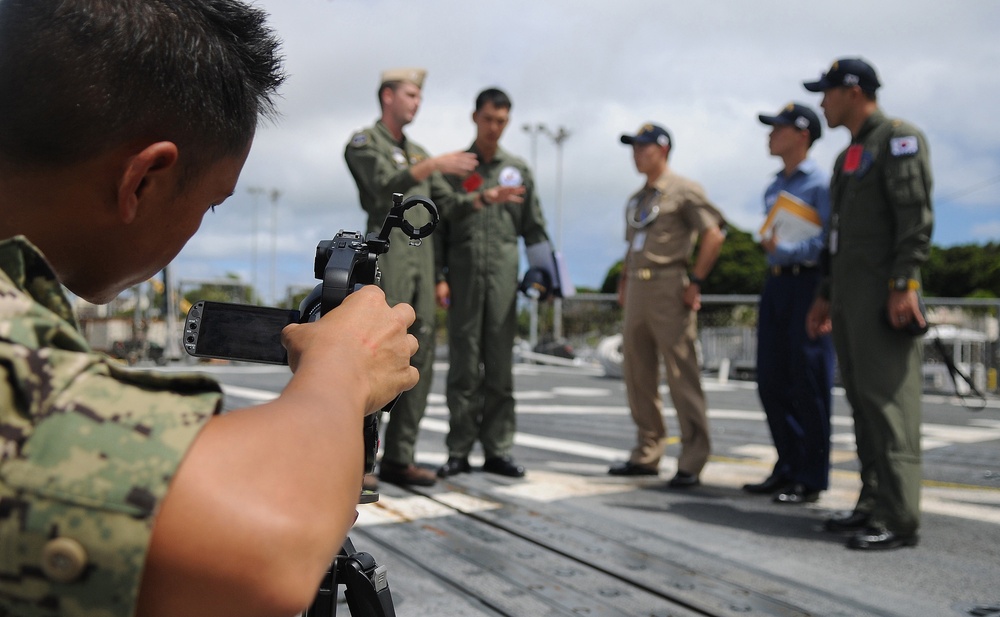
[435,88,550,479]
[345,68,479,487]
[0,2,418,615]
[804,58,933,550]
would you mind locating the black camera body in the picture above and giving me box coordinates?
[184,192,438,502]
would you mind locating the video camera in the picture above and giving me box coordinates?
[184,192,439,503]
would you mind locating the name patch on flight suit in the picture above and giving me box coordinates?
[631,231,647,252]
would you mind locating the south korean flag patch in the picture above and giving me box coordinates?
[890,136,919,157]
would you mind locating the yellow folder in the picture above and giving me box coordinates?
[759,191,822,244]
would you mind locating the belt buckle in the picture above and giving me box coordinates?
[770,265,781,276]
[637,268,652,280]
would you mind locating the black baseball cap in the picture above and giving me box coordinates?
[758,102,822,142]
[803,57,881,93]
[620,123,671,148]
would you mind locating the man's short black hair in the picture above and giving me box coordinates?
[475,87,512,112]
[0,0,286,179]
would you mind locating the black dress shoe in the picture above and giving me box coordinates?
[437,456,471,478]
[742,475,792,494]
[823,510,871,533]
[847,527,919,550]
[482,456,526,478]
[772,484,820,504]
[608,461,659,476]
[666,471,700,488]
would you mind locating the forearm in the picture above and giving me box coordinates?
[691,226,725,279]
[138,392,364,617]
[408,156,440,183]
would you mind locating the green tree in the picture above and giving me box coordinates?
[924,242,1000,298]
[182,273,257,309]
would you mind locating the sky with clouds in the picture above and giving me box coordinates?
[173,0,1000,303]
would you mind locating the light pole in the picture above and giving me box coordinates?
[541,126,570,252]
[540,125,570,342]
[522,122,546,171]
[248,186,281,305]
[247,186,264,299]
[521,123,548,350]
[267,189,281,306]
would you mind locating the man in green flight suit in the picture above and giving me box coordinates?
[345,68,478,487]
[804,58,933,550]
[435,87,551,478]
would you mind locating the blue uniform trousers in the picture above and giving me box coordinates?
[756,269,834,491]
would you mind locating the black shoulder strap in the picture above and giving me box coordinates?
[932,338,987,411]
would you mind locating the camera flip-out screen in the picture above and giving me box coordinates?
[184,301,300,365]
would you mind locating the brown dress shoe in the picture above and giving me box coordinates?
[378,461,437,487]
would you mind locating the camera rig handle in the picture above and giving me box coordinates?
[303,193,438,319]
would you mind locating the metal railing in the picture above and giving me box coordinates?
[533,293,1000,394]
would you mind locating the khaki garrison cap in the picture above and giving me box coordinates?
[380,67,427,88]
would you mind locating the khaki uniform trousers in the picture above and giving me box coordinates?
[622,269,710,474]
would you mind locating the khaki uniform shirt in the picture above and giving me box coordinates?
[624,169,725,273]
[0,236,220,617]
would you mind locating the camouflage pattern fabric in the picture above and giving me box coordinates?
[0,236,221,617]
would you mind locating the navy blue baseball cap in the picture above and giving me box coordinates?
[803,57,881,93]
[758,102,822,142]
[620,123,671,148]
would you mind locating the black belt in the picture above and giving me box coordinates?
[769,264,819,276]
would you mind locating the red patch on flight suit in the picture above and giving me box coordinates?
[462,172,483,192]
[843,145,864,173]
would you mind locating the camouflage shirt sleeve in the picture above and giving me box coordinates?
[0,236,221,617]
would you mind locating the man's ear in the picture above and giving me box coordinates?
[117,142,180,224]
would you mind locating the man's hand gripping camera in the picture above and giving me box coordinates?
[184,192,438,504]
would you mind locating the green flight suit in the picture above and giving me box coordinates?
[822,109,933,535]
[438,145,549,458]
[344,121,464,466]
[0,236,220,616]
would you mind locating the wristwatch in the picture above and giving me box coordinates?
[889,277,919,291]
[689,274,705,287]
